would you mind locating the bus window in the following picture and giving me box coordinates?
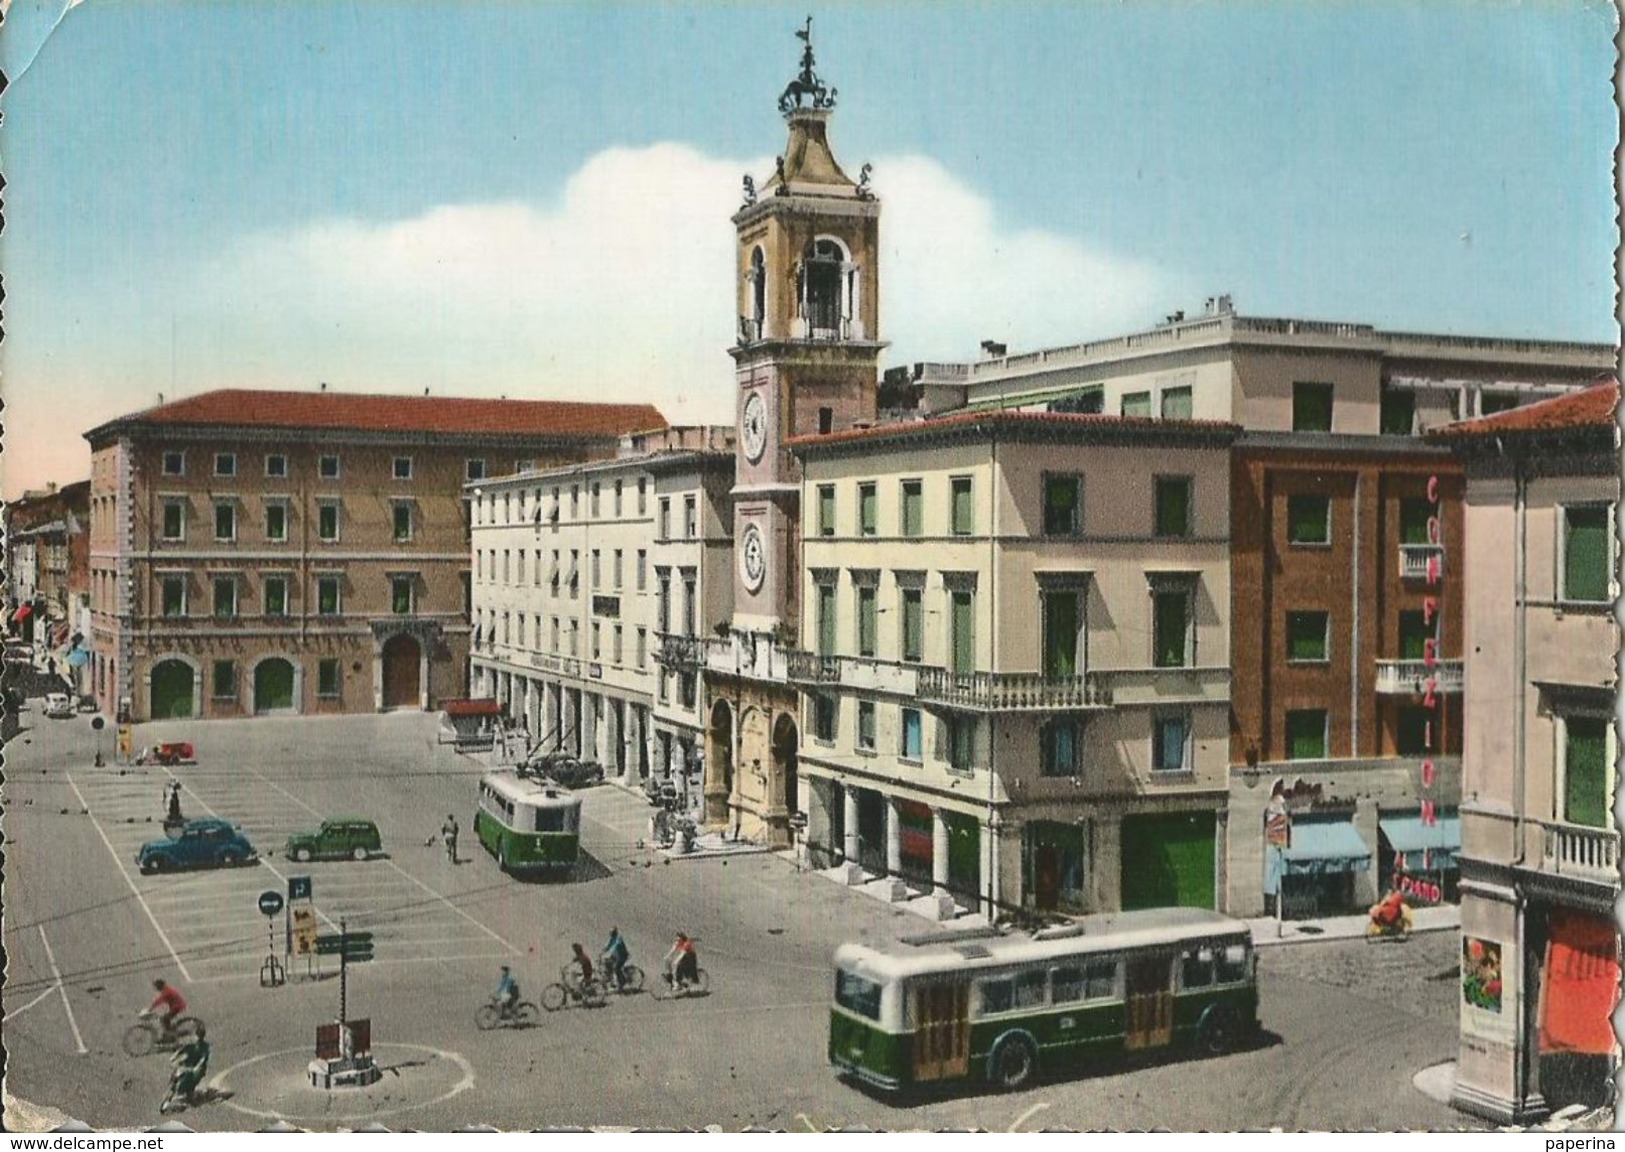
[1052,967,1085,1004]
[1084,959,1116,999]
[536,807,566,833]
[1181,948,1215,990]
[1217,944,1249,984]
[979,978,1014,1016]
[836,970,882,1021]
[1014,970,1047,1009]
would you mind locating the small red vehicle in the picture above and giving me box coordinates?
[136,742,195,766]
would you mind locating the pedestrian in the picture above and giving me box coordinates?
[165,783,183,825]
[441,814,459,863]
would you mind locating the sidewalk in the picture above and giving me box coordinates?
[1247,902,1459,948]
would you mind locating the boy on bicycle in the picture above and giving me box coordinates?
[147,979,188,1040]
[493,965,519,1016]
[602,927,630,990]
[160,1024,210,1113]
[664,932,698,990]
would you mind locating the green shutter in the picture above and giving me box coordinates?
[1043,592,1079,677]
[1122,392,1152,418]
[857,587,876,656]
[1287,612,1327,661]
[902,590,923,661]
[819,487,835,536]
[952,480,973,534]
[1564,507,1609,602]
[902,484,922,536]
[818,584,837,655]
[1286,710,1327,760]
[951,592,974,673]
[860,487,876,536]
[1565,718,1609,828]
[1120,812,1216,911]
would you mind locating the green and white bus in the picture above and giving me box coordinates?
[830,906,1258,1093]
[473,770,583,877]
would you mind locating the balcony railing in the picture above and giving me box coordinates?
[1542,820,1620,882]
[785,651,923,696]
[1399,544,1445,581]
[654,632,708,670]
[1374,658,1464,695]
[915,668,1112,712]
[785,650,842,684]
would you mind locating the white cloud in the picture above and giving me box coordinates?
[194,144,1184,425]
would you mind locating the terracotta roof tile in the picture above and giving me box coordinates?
[1429,378,1618,439]
[90,389,667,440]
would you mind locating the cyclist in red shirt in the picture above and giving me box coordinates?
[148,979,187,1039]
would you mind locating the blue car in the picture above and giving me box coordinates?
[137,818,258,874]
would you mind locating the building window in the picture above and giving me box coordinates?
[684,495,697,538]
[816,582,838,656]
[265,502,288,542]
[901,480,923,537]
[1563,715,1612,828]
[1121,391,1152,418]
[657,574,671,633]
[590,550,601,589]
[818,485,836,536]
[612,625,623,664]
[901,588,924,663]
[1152,584,1192,668]
[1042,719,1078,777]
[517,550,526,585]
[212,577,237,618]
[466,458,486,481]
[162,501,185,541]
[900,707,923,761]
[814,694,837,743]
[264,576,288,617]
[590,482,601,518]
[1380,390,1415,436]
[214,452,237,477]
[1154,476,1192,538]
[551,617,560,653]
[951,477,974,535]
[950,590,975,674]
[318,502,340,542]
[1286,611,1329,663]
[678,672,696,709]
[857,483,878,537]
[162,451,185,476]
[161,575,186,617]
[1398,609,1434,659]
[614,480,624,518]
[591,622,602,659]
[1160,386,1193,420]
[818,407,834,434]
[214,502,237,542]
[856,585,877,657]
[682,576,697,636]
[570,485,580,518]
[658,498,671,538]
[637,477,647,516]
[948,716,976,773]
[319,455,340,479]
[317,659,341,697]
[1400,498,1435,546]
[857,701,877,751]
[613,549,623,589]
[1480,392,1518,416]
[1396,706,1431,756]
[1287,494,1331,545]
[393,456,413,480]
[569,551,580,598]
[1152,713,1191,772]
[212,660,237,700]
[1562,504,1612,603]
[636,627,647,669]
[1292,382,1334,432]
[317,576,341,616]
[265,454,287,478]
[1043,475,1081,536]
[1285,709,1328,760]
[391,576,414,615]
[637,550,647,591]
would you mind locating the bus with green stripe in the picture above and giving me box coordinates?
[474,770,582,877]
[830,907,1258,1092]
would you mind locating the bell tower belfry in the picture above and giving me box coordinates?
[729,19,884,638]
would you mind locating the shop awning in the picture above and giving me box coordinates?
[1279,819,1372,876]
[1380,813,1460,872]
[1539,910,1620,1056]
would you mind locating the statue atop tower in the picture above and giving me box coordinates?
[778,16,837,115]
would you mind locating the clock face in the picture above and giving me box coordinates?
[742,391,768,463]
[741,523,767,593]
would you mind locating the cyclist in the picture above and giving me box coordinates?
[663,932,698,991]
[493,965,520,1018]
[602,926,630,990]
[146,978,188,1041]
[160,1024,210,1114]
[567,942,595,992]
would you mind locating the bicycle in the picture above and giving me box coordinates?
[601,960,645,995]
[124,1011,202,1057]
[540,966,608,1010]
[652,966,710,1000]
[475,998,541,1030]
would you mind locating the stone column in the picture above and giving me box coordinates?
[843,785,863,884]
[622,704,640,787]
[885,797,908,901]
[931,808,957,920]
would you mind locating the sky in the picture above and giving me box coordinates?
[1,0,1618,497]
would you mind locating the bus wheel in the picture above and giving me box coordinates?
[990,1034,1037,1090]
[1198,1007,1239,1056]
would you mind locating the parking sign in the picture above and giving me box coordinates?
[288,875,312,902]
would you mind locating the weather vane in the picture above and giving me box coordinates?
[778,16,837,115]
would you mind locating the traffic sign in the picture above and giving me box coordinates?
[291,908,318,955]
[288,875,312,902]
[258,890,285,917]
[314,931,375,962]
[91,716,105,731]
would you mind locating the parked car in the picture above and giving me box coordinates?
[135,741,195,766]
[43,693,75,719]
[137,818,258,874]
[285,818,382,862]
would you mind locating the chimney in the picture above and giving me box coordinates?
[319,382,328,392]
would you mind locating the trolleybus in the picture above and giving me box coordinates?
[830,906,1258,1093]
[474,769,582,877]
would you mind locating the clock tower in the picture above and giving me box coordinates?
[704,21,884,846]
[729,20,883,637]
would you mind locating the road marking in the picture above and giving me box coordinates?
[37,926,88,1055]
[1010,1101,1051,1132]
[796,1114,820,1133]
[213,1043,475,1122]
[379,859,522,957]
[63,772,192,982]
[1,986,59,1022]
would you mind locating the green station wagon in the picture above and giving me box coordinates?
[286,818,382,862]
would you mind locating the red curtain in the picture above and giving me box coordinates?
[1539,910,1621,1056]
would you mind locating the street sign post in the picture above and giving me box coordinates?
[257,891,286,987]
[258,890,285,917]
[288,876,312,902]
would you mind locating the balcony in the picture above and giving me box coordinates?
[915,668,1113,712]
[1398,544,1444,581]
[1374,658,1464,695]
[1091,665,1230,706]
[1541,820,1620,883]
[785,650,841,684]
[786,652,922,696]
[654,632,709,671]
[702,630,787,683]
